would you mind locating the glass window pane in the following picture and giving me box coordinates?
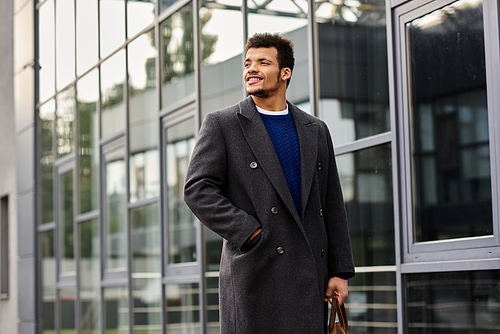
[79,218,100,333]
[76,0,98,75]
[133,278,162,333]
[348,271,397,332]
[165,283,201,333]
[316,0,390,146]
[336,144,394,266]
[55,0,75,90]
[160,4,195,108]
[101,50,126,138]
[105,148,127,271]
[165,117,197,264]
[56,86,75,158]
[77,70,100,214]
[248,0,309,106]
[200,6,244,119]
[38,0,55,102]
[205,227,222,272]
[159,0,180,15]
[127,0,156,38]
[40,231,55,334]
[131,202,160,274]
[100,0,125,58]
[206,276,220,333]
[405,270,500,333]
[407,0,492,242]
[59,170,74,275]
[40,100,55,224]
[59,288,76,333]
[104,286,129,334]
[128,30,159,203]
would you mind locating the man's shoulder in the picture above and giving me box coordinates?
[288,102,328,127]
[206,97,254,122]
[209,102,241,118]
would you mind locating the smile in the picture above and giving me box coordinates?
[246,77,263,85]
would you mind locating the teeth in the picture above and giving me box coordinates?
[248,77,261,81]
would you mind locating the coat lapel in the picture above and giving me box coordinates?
[289,104,318,217]
[237,97,302,225]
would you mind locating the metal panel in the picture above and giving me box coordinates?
[16,127,35,194]
[18,257,36,321]
[17,192,35,256]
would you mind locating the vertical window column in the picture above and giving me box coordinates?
[0,196,9,298]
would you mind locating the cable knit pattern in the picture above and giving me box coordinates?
[260,112,301,217]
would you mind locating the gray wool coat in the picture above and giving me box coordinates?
[184,96,355,334]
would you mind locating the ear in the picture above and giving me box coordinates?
[281,67,291,82]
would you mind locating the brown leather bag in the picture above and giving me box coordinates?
[329,298,348,334]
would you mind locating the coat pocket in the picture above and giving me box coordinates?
[240,231,263,253]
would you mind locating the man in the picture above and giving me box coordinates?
[184,33,355,333]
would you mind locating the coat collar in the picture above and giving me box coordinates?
[237,96,318,225]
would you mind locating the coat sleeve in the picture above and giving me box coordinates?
[322,122,355,278]
[183,112,262,250]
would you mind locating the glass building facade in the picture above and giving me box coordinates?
[1,0,499,332]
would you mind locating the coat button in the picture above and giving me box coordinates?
[319,209,323,217]
[318,162,322,170]
[276,247,284,255]
[250,162,258,169]
[321,249,325,257]
[271,207,278,215]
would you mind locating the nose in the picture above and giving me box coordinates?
[246,62,258,73]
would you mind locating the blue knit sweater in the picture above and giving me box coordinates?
[260,111,301,217]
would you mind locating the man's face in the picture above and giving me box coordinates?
[243,47,289,98]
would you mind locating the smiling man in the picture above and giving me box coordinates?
[184,33,355,333]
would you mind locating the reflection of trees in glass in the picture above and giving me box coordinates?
[161,5,217,83]
[102,82,124,109]
[200,9,218,63]
[56,88,75,157]
[78,100,98,214]
[61,171,74,264]
[130,29,157,96]
[79,219,97,260]
[40,107,55,224]
[315,0,386,25]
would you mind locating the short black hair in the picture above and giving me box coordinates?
[245,33,295,87]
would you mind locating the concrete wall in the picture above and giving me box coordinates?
[14,0,37,333]
[0,0,19,333]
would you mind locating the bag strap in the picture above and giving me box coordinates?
[329,298,348,333]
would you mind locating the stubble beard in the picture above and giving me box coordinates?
[247,72,282,98]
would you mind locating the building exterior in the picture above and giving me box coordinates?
[0,0,499,333]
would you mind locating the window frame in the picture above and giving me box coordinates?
[55,160,77,283]
[394,0,500,267]
[100,138,129,281]
[161,104,202,280]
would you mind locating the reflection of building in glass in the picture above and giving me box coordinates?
[1,0,500,332]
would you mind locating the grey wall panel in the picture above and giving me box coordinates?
[0,0,18,331]
[13,1,33,74]
[18,319,36,334]
[16,126,35,194]
[17,256,35,321]
[17,192,35,256]
[14,68,34,133]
